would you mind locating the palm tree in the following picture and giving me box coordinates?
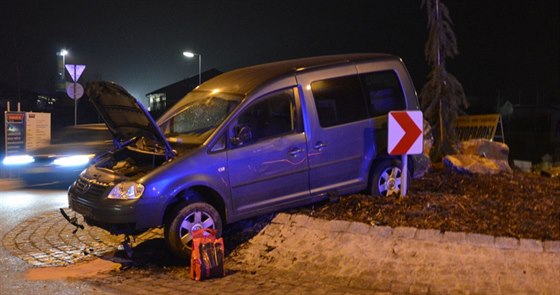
[419,0,469,160]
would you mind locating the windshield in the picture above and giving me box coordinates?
[160,91,242,145]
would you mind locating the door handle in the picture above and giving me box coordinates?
[288,147,304,157]
[314,142,327,152]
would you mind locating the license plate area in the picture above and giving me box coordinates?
[70,199,93,217]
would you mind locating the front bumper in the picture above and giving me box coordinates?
[68,179,163,235]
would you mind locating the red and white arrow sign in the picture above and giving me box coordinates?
[388,111,423,155]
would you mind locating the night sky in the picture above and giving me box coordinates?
[1,0,558,107]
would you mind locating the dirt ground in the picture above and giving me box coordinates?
[291,168,560,241]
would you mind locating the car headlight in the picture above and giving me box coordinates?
[53,154,94,167]
[2,155,35,165]
[107,181,144,200]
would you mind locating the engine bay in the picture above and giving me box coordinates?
[93,142,169,179]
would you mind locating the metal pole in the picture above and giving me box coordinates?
[198,54,202,85]
[62,54,66,80]
[74,67,77,126]
[400,155,408,197]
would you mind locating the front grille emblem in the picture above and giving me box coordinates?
[81,181,92,193]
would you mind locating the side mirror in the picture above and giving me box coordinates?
[231,125,252,146]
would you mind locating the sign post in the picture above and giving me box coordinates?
[388,111,423,197]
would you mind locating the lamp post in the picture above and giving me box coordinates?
[182,51,202,85]
[58,49,68,82]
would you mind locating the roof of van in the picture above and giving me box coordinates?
[197,53,399,96]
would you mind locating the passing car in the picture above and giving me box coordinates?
[2,124,113,187]
[68,53,421,258]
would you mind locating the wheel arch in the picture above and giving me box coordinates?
[162,185,227,226]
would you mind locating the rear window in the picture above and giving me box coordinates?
[311,75,368,128]
[360,71,405,116]
[311,70,406,128]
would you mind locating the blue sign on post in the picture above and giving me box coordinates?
[65,64,86,82]
[4,112,26,156]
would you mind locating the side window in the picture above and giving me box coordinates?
[233,88,297,145]
[360,71,405,117]
[311,75,368,128]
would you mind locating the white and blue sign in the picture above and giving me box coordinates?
[4,112,26,156]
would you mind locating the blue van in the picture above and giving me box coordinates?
[68,53,421,257]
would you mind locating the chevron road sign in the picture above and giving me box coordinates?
[388,111,423,155]
[387,110,423,197]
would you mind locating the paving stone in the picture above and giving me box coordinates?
[390,281,409,293]
[289,214,310,227]
[271,213,291,225]
[409,283,430,294]
[518,239,543,252]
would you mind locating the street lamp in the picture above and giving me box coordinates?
[182,51,202,85]
[58,49,68,81]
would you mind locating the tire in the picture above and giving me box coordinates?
[164,202,223,259]
[369,158,411,197]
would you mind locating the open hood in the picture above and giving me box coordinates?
[85,81,174,158]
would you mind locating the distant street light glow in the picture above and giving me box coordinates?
[182,51,202,85]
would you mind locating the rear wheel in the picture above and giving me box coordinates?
[164,202,222,259]
[369,158,410,197]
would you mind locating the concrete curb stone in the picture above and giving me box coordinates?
[347,221,371,235]
[494,236,519,250]
[303,216,327,230]
[519,238,544,252]
[307,218,553,255]
[543,240,560,253]
[392,226,416,239]
[369,225,392,239]
[441,231,467,244]
[326,220,352,232]
[414,229,443,242]
[466,233,495,247]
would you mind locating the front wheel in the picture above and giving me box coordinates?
[164,202,223,259]
[369,158,411,197]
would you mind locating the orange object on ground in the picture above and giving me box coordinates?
[190,228,225,281]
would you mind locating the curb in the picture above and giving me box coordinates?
[273,212,560,253]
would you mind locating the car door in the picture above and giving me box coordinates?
[296,65,373,196]
[227,87,309,216]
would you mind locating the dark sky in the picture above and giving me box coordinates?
[1,0,558,107]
